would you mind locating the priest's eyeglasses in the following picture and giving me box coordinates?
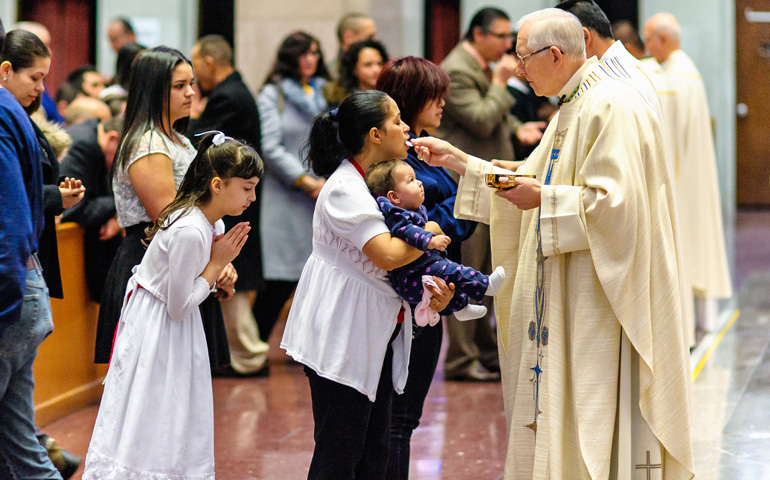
[516,46,560,66]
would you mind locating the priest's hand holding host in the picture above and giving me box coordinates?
[413,137,543,211]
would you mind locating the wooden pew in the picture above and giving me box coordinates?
[34,222,108,425]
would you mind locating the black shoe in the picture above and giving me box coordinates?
[212,363,270,378]
[46,439,82,480]
[445,362,501,382]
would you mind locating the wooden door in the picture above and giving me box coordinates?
[424,0,460,64]
[736,0,770,205]
[18,0,96,99]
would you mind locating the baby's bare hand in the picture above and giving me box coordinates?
[424,221,444,235]
[428,234,451,251]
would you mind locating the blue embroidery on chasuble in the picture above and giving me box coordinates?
[526,127,568,435]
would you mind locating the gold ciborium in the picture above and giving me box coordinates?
[485,173,537,191]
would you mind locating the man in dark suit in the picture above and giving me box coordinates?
[188,34,269,377]
[60,116,123,302]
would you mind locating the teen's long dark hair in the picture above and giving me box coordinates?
[145,133,264,243]
[263,31,330,86]
[0,29,50,115]
[112,46,192,179]
[304,90,390,177]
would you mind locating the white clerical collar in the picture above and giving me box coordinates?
[557,57,599,105]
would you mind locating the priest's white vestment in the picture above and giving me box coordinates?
[602,41,661,118]
[602,42,695,348]
[640,57,677,175]
[660,50,732,301]
[456,58,694,479]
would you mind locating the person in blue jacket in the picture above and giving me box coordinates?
[0,18,63,479]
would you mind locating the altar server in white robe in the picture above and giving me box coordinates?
[413,8,694,479]
[556,0,695,348]
[643,13,732,332]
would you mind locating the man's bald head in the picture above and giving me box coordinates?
[643,13,681,63]
[13,21,51,49]
[64,96,111,126]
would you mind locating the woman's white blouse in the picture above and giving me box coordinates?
[114,129,197,228]
[281,160,412,401]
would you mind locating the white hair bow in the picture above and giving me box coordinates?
[194,130,233,145]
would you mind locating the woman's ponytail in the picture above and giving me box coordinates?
[304,109,346,177]
[304,90,390,177]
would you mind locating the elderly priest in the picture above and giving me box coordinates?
[413,8,694,480]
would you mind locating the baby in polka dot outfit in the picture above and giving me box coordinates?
[366,160,505,324]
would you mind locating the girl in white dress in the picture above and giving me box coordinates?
[83,132,263,480]
[281,90,455,479]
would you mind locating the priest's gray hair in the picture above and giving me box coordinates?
[515,8,586,61]
[649,13,681,44]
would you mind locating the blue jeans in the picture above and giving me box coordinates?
[0,256,61,479]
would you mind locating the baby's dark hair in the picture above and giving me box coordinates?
[145,132,264,243]
[365,159,406,198]
[304,90,391,177]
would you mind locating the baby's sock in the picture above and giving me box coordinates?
[454,304,487,321]
[485,266,506,296]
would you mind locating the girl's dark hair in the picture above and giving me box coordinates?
[304,90,390,177]
[263,31,330,85]
[338,39,389,92]
[376,56,449,128]
[365,159,405,198]
[145,133,265,243]
[112,46,192,178]
[0,29,50,115]
[114,42,147,90]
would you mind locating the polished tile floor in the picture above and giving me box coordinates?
[40,210,770,479]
